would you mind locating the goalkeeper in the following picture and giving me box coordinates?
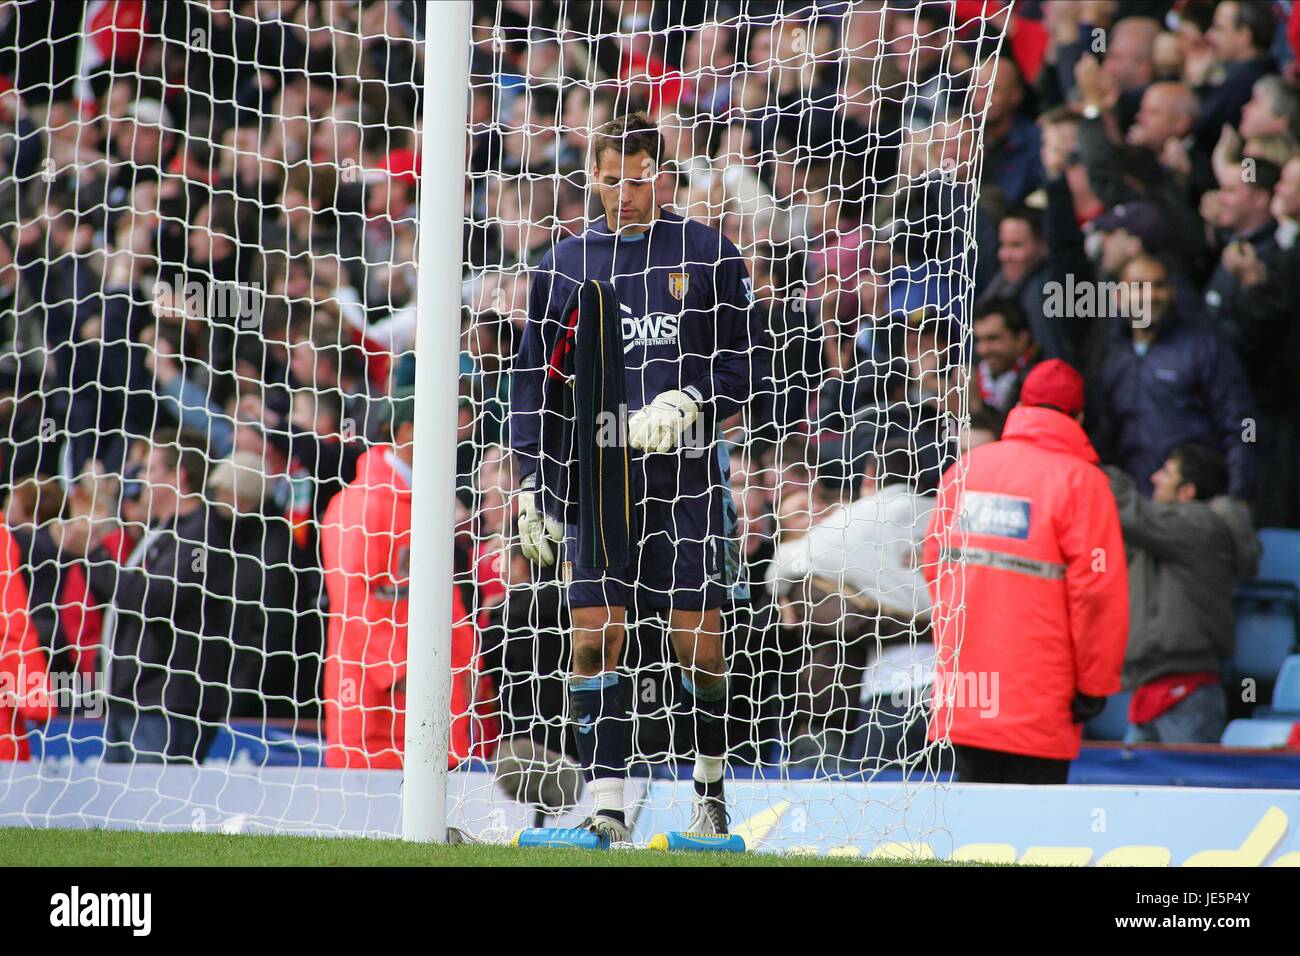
[511,113,767,842]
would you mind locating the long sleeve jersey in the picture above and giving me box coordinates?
[512,210,769,512]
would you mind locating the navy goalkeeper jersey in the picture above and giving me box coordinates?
[511,210,769,507]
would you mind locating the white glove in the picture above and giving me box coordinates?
[517,487,564,567]
[628,389,700,453]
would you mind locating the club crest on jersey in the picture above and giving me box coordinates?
[668,272,690,300]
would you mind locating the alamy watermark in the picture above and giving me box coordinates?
[1042,275,1155,328]
[594,403,710,458]
[50,886,151,936]
[886,669,1001,719]
[0,667,106,718]
[151,275,264,329]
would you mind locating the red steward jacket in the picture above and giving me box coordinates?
[1,526,51,760]
[925,406,1129,760]
[320,446,474,769]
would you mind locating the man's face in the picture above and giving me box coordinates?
[1209,1,1248,62]
[1121,258,1173,327]
[888,13,943,75]
[997,218,1044,283]
[289,339,316,385]
[291,392,316,432]
[1217,174,1270,234]
[128,121,164,166]
[1128,84,1190,150]
[1273,158,1300,221]
[973,313,1030,376]
[777,490,812,540]
[981,59,1022,128]
[1153,31,1184,79]
[1040,119,1079,172]
[927,116,977,180]
[1151,456,1191,504]
[189,207,213,262]
[1239,82,1284,139]
[145,446,181,516]
[593,148,658,232]
[1103,23,1155,91]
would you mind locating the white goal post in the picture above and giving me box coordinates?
[405,0,471,846]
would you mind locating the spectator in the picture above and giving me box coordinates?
[1239,74,1300,141]
[208,451,298,720]
[464,309,512,446]
[679,23,737,117]
[60,434,234,764]
[284,386,363,551]
[926,359,1129,784]
[5,475,66,671]
[319,387,476,769]
[769,441,935,769]
[1126,81,1204,185]
[0,80,42,183]
[1204,158,1282,343]
[0,508,51,760]
[883,3,960,132]
[0,359,62,493]
[1217,199,1300,527]
[972,297,1039,415]
[1106,443,1259,744]
[752,243,818,439]
[1070,57,1208,268]
[974,207,1060,360]
[61,225,158,475]
[1101,18,1162,119]
[1092,254,1256,500]
[1272,151,1300,246]
[1194,0,1280,144]
[1038,106,1106,223]
[1084,202,1210,348]
[56,465,143,681]
[977,56,1044,203]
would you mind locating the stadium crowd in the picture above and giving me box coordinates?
[0,0,1297,775]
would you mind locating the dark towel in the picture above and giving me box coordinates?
[542,279,632,569]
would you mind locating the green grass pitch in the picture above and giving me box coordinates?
[0,827,960,867]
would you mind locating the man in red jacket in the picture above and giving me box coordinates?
[0,523,51,760]
[925,360,1129,783]
[319,388,475,769]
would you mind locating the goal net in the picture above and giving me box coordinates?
[1,0,1008,854]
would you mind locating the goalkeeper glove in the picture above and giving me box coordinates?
[628,389,700,453]
[517,484,564,567]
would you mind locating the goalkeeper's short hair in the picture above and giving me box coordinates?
[592,111,662,167]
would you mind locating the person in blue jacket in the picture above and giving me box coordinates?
[1092,253,1256,501]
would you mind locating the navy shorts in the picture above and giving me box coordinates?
[562,488,740,612]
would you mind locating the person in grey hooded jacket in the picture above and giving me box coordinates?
[1105,443,1260,744]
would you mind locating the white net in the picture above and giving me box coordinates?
[0,0,1008,852]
